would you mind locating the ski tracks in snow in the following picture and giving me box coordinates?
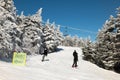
[0,46,120,80]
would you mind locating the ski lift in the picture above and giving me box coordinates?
[63,26,69,36]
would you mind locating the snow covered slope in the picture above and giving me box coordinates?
[0,46,120,80]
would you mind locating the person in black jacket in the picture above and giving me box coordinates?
[72,50,78,67]
[41,48,48,62]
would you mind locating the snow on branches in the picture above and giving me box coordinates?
[0,0,64,61]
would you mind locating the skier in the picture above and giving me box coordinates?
[72,50,78,68]
[41,48,48,62]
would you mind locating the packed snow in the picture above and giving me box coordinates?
[0,46,120,80]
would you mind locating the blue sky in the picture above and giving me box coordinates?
[13,0,120,41]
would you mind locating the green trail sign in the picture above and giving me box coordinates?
[12,52,26,66]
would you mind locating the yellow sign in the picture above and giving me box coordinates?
[12,52,26,66]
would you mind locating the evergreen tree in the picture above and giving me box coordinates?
[42,20,57,52]
[0,0,65,61]
[54,25,64,46]
[0,0,18,60]
[18,9,43,55]
[83,7,120,73]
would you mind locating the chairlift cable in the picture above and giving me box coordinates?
[41,21,97,34]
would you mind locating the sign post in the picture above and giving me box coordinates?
[12,52,26,66]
